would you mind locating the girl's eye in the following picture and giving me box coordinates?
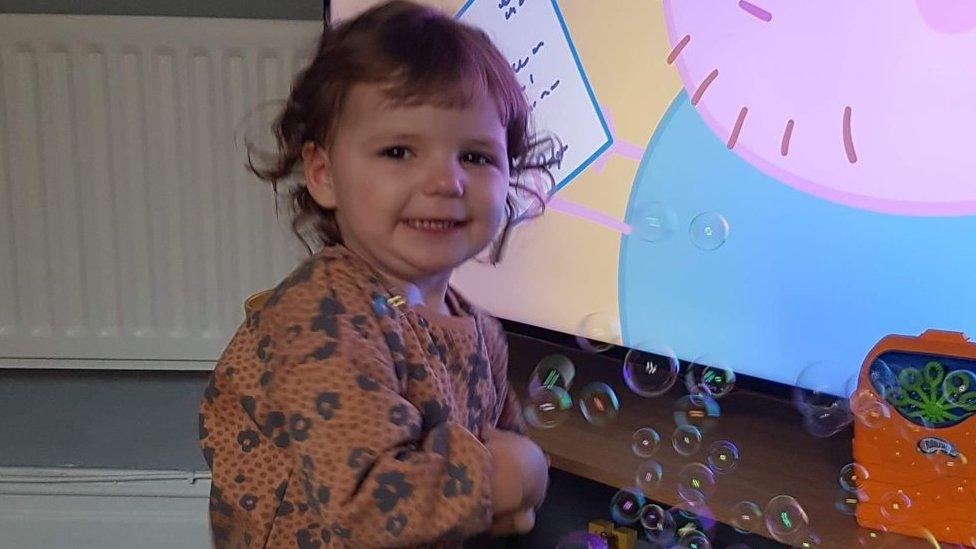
[462,152,494,166]
[382,147,410,160]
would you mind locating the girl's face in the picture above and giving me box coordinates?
[304,82,510,285]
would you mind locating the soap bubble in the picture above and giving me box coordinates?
[609,488,645,524]
[896,421,928,446]
[668,501,716,537]
[623,345,679,397]
[856,527,889,547]
[523,385,572,429]
[640,503,676,544]
[635,460,664,495]
[677,462,716,504]
[849,388,891,429]
[556,531,609,549]
[794,531,823,548]
[879,491,911,523]
[839,463,869,492]
[943,369,976,402]
[764,495,809,544]
[672,424,703,456]
[802,413,850,438]
[579,382,619,426]
[525,355,575,428]
[793,362,853,438]
[868,358,900,400]
[685,355,736,398]
[676,530,711,549]
[706,440,740,474]
[674,394,721,432]
[631,427,662,458]
[633,201,678,242]
[928,451,968,477]
[575,312,619,353]
[529,354,575,394]
[834,490,861,516]
[911,528,940,548]
[729,500,762,534]
[689,212,729,251]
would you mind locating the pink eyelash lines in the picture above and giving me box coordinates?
[738,0,772,23]
[691,69,719,106]
[667,24,858,162]
[728,107,748,150]
[843,106,858,164]
[781,119,795,157]
[667,34,691,65]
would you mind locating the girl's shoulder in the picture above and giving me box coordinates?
[251,245,381,327]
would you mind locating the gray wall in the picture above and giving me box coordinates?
[0,370,211,469]
[0,0,321,471]
[0,0,323,20]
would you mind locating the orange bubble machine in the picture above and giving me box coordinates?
[853,329,976,546]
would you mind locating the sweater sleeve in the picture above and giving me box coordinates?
[257,293,495,546]
[482,315,527,435]
[200,323,291,549]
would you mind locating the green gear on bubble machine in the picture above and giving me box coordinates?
[871,357,976,427]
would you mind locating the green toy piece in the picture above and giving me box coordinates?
[881,360,976,427]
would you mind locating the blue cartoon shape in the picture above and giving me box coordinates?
[620,93,976,396]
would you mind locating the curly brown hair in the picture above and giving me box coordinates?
[247,0,560,265]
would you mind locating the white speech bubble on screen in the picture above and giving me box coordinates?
[457,0,611,192]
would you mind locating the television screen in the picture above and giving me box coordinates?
[427,0,976,398]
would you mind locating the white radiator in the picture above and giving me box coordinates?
[0,15,320,368]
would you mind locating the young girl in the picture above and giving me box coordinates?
[198,1,559,547]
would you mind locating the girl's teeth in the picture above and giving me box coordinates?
[408,219,459,230]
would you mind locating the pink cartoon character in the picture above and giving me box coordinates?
[664,0,976,215]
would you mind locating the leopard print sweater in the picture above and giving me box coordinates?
[199,244,525,548]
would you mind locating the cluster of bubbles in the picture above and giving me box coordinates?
[537,343,900,548]
[541,322,750,548]
[631,201,730,251]
[557,493,819,548]
[601,492,721,548]
[545,316,951,548]
[619,376,744,548]
[524,354,575,429]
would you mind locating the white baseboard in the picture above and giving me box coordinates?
[0,468,212,549]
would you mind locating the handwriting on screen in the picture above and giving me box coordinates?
[497,0,525,20]
[459,0,611,190]
[512,40,562,111]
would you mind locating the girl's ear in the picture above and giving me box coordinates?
[302,141,337,209]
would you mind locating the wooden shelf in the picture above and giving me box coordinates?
[505,332,937,548]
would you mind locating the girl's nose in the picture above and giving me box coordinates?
[425,160,465,197]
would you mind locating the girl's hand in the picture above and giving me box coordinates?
[488,506,536,536]
[484,427,550,515]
